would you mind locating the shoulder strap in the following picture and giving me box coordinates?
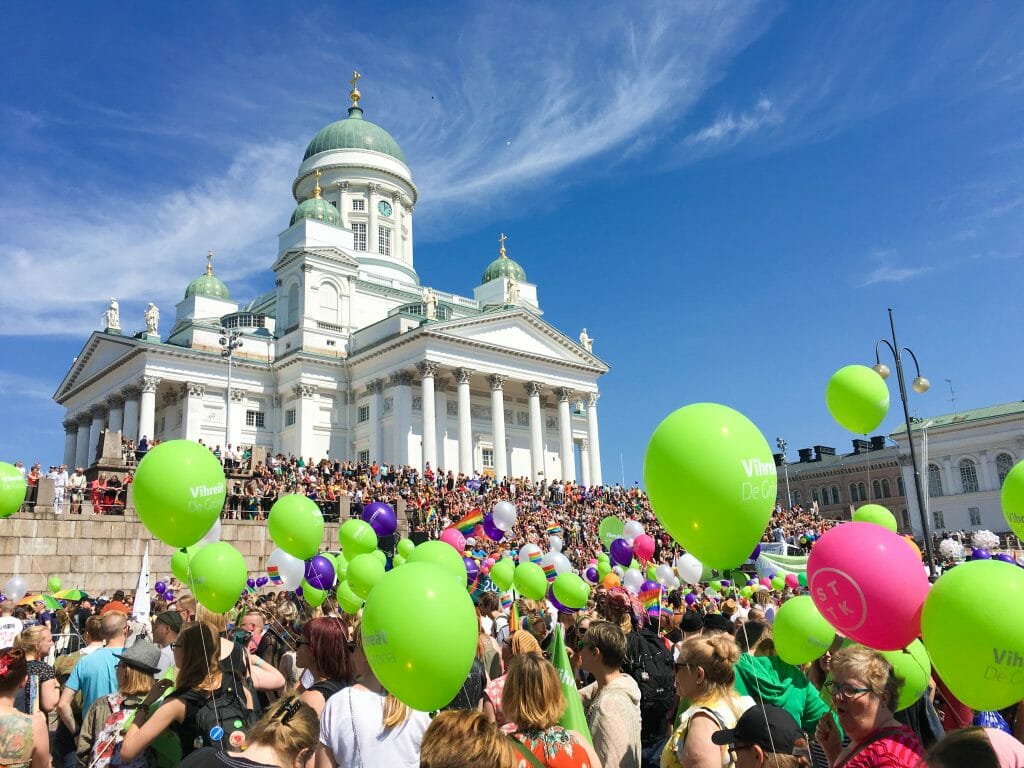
[508,736,547,768]
[835,726,907,768]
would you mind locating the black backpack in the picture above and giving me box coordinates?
[623,627,676,743]
[180,673,256,752]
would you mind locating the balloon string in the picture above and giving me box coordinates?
[735,623,783,765]
[184,555,222,737]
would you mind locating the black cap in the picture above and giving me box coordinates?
[711,704,805,754]
[702,613,733,634]
[680,612,704,633]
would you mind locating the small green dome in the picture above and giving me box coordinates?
[290,195,342,227]
[304,106,407,164]
[185,253,230,300]
[482,253,526,284]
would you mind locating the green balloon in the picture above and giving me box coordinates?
[396,538,416,558]
[406,541,466,586]
[597,552,610,564]
[348,553,386,600]
[644,404,775,569]
[514,561,547,600]
[597,561,611,579]
[133,440,225,548]
[797,572,808,588]
[728,569,747,586]
[773,595,836,665]
[362,562,478,711]
[371,549,387,565]
[922,560,1024,710]
[269,494,324,560]
[552,573,590,610]
[392,554,406,567]
[190,542,247,614]
[334,553,349,581]
[646,566,657,582]
[771,575,786,591]
[490,557,515,591]
[826,364,890,435]
[339,519,378,561]
[599,517,624,549]
[170,546,202,583]
[1001,460,1024,540]
[0,462,27,519]
[853,504,898,532]
[879,640,931,712]
[302,580,326,608]
[710,580,723,592]
[740,586,753,598]
[47,577,62,593]
[335,580,363,614]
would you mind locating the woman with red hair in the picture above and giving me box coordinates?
[297,617,354,716]
[0,647,51,768]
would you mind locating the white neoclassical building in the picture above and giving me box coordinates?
[53,76,608,483]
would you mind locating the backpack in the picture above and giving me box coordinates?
[89,694,152,768]
[623,627,676,743]
[179,672,256,752]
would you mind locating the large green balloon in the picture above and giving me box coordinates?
[362,562,478,711]
[133,440,226,548]
[406,540,466,586]
[47,577,62,593]
[825,365,890,435]
[189,542,247,614]
[552,573,590,610]
[170,545,202,583]
[598,517,624,549]
[773,595,836,665]
[347,553,386,600]
[644,403,776,569]
[0,462,27,519]
[334,553,349,581]
[1002,460,1024,540]
[879,640,931,712]
[853,504,898,532]
[268,495,324,560]
[336,580,363,614]
[514,561,548,600]
[339,519,378,561]
[302,581,327,608]
[922,560,1024,710]
[490,557,515,591]
[396,538,416,558]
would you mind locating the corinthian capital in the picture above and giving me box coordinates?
[555,387,574,403]
[488,374,507,391]
[455,367,474,385]
[526,381,545,397]
[140,376,161,394]
[416,360,440,378]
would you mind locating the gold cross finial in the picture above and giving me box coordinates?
[349,71,362,107]
[499,232,507,258]
[206,250,214,276]
[313,168,322,198]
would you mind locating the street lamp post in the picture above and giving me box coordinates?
[776,437,792,509]
[872,308,936,580]
[219,327,243,456]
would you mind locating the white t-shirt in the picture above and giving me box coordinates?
[0,616,22,648]
[320,686,429,768]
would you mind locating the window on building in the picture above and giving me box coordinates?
[933,510,945,529]
[996,453,1014,484]
[284,408,296,427]
[353,222,367,251]
[811,488,819,504]
[969,507,982,526]
[873,479,882,500]
[245,410,265,429]
[901,509,911,530]
[927,464,943,498]
[881,478,891,498]
[482,448,494,468]
[897,476,905,496]
[319,282,339,324]
[352,198,365,211]
[286,283,299,329]
[831,486,841,505]
[358,405,370,423]
[358,450,370,464]
[378,226,392,256]
[849,483,859,503]
[959,458,979,494]
[857,482,867,502]
[793,490,802,505]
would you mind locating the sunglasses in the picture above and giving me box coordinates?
[295,638,310,647]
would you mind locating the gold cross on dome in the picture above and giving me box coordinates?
[499,232,507,257]
[206,250,214,276]
[349,71,362,107]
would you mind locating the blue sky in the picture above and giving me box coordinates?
[1,2,1022,483]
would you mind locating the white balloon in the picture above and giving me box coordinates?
[267,547,305,591]
[552,552,573,576]
[200,518,222,546]
[4,575,27,603]
[675,553,703,586]
[466,537,477,547]
[655,563,675,587]
[548,535,563,553]
[492,501,518,532]
[667,575,681,590]
[518,543,542,565]
[612,565,625,577]
[622,568,645,594]
[623,520,645,545]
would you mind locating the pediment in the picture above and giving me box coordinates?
[54,333,140,401]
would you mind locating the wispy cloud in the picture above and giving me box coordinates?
[0,370,60,402]
[684,97,781,147]
[859,250,930,286]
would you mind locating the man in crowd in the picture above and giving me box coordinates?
[100,589,131,616]
[57,610,129,732]
[53,615,104,767]
[53,463,69,514]
[33,599,54,636]
[68,466,87,514]
[152,610,182,675]
[0,600,22,648]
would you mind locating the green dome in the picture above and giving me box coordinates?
[482,253,526,284]
[290,195,342,227]
[303,106,407,164]
[185,255,230,300]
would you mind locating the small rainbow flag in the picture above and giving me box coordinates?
[455,508,484,535]
[542,562,557,582]
[267,566,283,586]
[500,592,513,611]
[546,523,562,536]
[640,586,662,617]
[425,506,438,525]
[528,549,543,566]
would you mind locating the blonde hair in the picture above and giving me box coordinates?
[830,645,902,711]
[196,604,229,634]
[13,626,48,657]
[502,653,565,730]
[119,664,154,696]
[677,633,742,706]
[246,696,320,763]
[420,710,517,768]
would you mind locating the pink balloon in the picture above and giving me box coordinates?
[759,577,772,588]
[439,527,466,553]
[785,573,800,590]
[807,522,929,651]
[633,534,656,562]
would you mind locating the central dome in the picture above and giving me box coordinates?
[303,106,407,164]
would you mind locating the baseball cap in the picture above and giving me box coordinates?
[155,610,183,633]
[711,704,806,755]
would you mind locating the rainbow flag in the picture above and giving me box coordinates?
[546,523,562,536]
[542,562,557,582]
[425,506,438,525]
[267,566,283,586]
[528,549,543,566]
[640,586,662,617]
[454,508,484,535]
[500,592,513,612]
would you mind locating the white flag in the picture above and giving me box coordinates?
[132,543,151,624]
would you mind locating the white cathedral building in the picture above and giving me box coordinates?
[53,77,608,484]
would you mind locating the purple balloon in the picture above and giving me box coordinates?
[295,586,303,597]
[971,548,992,560]
[481,514,505,542]
[304,555,336,591]
[361,502,398,537]
[246,578,256,589]
[256,576,269,587]
[154,581,167,595]
[750,544,761,560]
[584,566,599,584]
[162,590,174,602]
[684,592,697,605]
[641,580,660,593]
[609,538,633,567]
[546,585,576,614]
[464,557,480,587]
[994,553,1015,564]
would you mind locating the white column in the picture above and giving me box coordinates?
[88,406,107,467]
[121,387,140,442]
[106,396,124,435]
[391,372,413,466]
[456,368,474,475]
[435,379,449,473]
[579,439,591,487]
[489,375,508,481]
[74,416,91,469]
[365,380,382,462]
[63,421,78,468]
[586,392,603,486]
[417,361,439,472]
[181,383,206,440]
[138,376,160,443]
[527,382,545,480]
[555,387,576,483]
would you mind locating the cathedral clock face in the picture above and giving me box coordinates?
[378,200,393,217]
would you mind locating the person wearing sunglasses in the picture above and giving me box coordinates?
[814,646,924,768]
[711,703,811,768]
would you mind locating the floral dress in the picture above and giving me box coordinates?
[514,726,592,767]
